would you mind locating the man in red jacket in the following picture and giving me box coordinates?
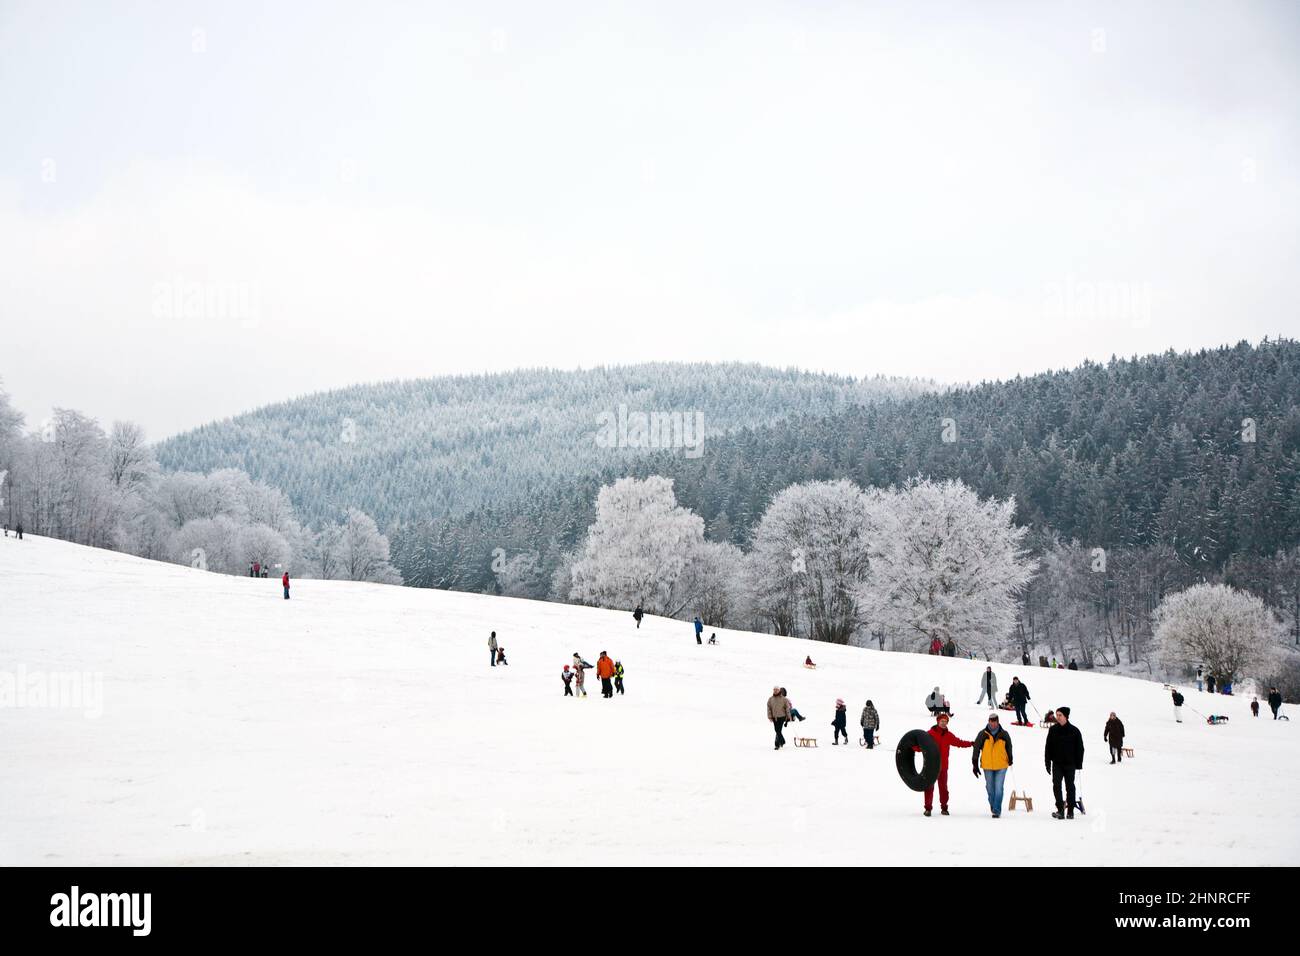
[282,571,290,600]
[922,712,972,816]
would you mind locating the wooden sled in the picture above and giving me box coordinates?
[858,735,882,747]
[793,737,818,748]
[1008,790,1034,812]
[803,663,817,669]
[1123,747,1134,758]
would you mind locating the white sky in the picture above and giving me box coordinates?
[2,0,1298,439]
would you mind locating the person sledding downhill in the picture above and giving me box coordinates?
[831,699,849,745]
[1007,677,1032,725]
[916,712,972,816]
[925,687,951,718]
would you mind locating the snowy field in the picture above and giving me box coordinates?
[1,535,1296,866]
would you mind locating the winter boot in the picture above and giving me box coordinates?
[923,809,932,817]
[940,807,949,816]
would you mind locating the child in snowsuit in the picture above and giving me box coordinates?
[1251,698,1260,717]
[860,700,880,748]
[831,699,848,745]
[496,647,508,665]
[614,661,625,695]
[562,666,574,696]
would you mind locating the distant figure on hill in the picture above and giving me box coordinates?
[929,637,943,655]
[1171,688,1184,723]
[1051,657,1057,669]
[1206,674,1216,694]
[693,615,703,644]
[1104,712,1126,763]
[1195,665,1204,692]
[1268,687,1283,719]
[614,660,625,695]
[1067,659,1078,671]
[281,571,290,600]
[943,638,957,657]
[1022,650,1031,666]
[561,665,574,697]
[831,699,848,745]
[253,561,260,577]
[925,686,950,717]
[633,602,644,629]
[860,699,880,748]
[15,524,22,540]
[708,632,718,645]
[805,655,816,668]
[767,686,792,750]
[488,631,499,667]
[1251,698,1260,718]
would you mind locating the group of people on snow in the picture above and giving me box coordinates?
[2,523,23,539]
[560,651,624,698]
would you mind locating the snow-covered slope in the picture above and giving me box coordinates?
[1,535,1295,865]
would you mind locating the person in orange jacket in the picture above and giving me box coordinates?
[596,651,616,698]
[919,712,973,817]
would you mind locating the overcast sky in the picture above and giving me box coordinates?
[2,0,1298,439]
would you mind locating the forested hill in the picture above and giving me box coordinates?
[154,364,933,528]
[395,340,1300,597]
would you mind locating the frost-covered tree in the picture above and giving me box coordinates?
[569,476,705,616]
[329,508,402,584]
[858,478,1035,655]
[1153,583,1283,684]
[749,480,873,643]
[673,540,750,629]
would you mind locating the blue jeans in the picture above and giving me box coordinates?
[983,768,1007,815]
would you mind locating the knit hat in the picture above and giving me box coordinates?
[563,665,570,671]
[1057,706,1071,718]
[836,698,844,707]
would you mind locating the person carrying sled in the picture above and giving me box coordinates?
[767,687,792,750]
[1045,706,1084,819]
[972,713,1014,818]
[918,712,972,816]
[831,699,849,745]
[596,651,616,698]
[561,665,574,697]
[1104,712,1125,763]
[281,571,290,600]
[633,602,644,629]
[489,630,499,667]
[1008,677,1031,725]
[1268,687,1283,719]
[976,666,998,706]
[1171,688,1184,723]
[860,699,880,748]
[572,653,591,697]
[614,660,625,695]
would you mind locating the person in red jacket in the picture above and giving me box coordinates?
[282,571,290,600]
[920,712,973,817]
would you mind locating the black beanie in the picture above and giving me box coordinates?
[1058,706,1071,718]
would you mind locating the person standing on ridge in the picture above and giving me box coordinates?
[930,637,943,655]
[918,712,972,816]
[1022,650,1031,666]
[281,571,290,600]
[1206,674,1216,694]
[1195,665,1204,692]
[943,638,957,657]
[693,614,704,644]
[1067,659,1078,671]
[633,602,644,629]
[1045,706,1084,819]
[488,631,499,667]
[972,713,1013,818]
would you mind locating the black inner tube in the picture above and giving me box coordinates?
[896,729,941,792]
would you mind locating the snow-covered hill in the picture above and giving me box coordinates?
[1,535,1295,865]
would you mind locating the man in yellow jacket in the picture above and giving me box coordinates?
[971,713,1014,819]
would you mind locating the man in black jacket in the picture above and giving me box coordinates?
[1268,687,1283,720]
[1008,677,1031,725]
[1045,706,1084,819]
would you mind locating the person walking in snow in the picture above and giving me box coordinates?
[489,631,499,667]
[562,665,574,697]
[693,615,704,644]
[281,571,290,600]
[768,687,792,750]
[831,699,849,745]
[976,667,998,706]
[572,653,591,697]
[15,523,22,540]
[1045,706,1084,819]
[1195,665,1204,692]
[614,660,625,695]
[972,713,1014,818]
[1104,712,1126,763]
[1251,698,1260,718]
[860,699,880,748]
[918,712,972,816]
[1008,677,1031,725]
[925,687,949,717]
[1268,687,1283,719]
[596,651,616,698]
[1171,688,1185,723]
[780,688,806,722]
[633,602,644,629]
